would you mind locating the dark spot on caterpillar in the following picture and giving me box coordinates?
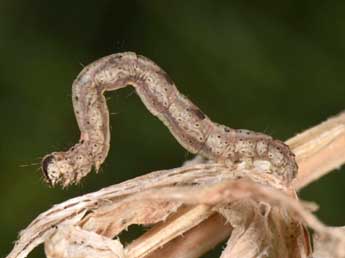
[191,108,205,120]
[109,54,123,64]
[75,96,79,101]
[224,127,230,132]
[41,155,54,183]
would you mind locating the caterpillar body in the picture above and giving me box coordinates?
[42,52,297,187]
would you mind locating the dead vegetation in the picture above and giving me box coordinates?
[6,112,345,258]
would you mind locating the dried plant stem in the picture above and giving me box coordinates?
[288,112,345,189]
[138,112,345,257]
[126,205,213,258]
[145,214,231,258]
[6,112,345,258]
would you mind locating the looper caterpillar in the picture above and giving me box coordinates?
[41,52,297,187]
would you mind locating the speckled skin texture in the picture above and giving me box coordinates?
[42,52,297,187]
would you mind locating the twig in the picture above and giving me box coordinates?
[132,112,345,257]
[288,111,345,189]
[6,112,345,258]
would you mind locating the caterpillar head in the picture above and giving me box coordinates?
[41,149,93,187]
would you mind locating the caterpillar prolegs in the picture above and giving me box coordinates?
[41,52,297,187]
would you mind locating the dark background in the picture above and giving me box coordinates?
[1,1,345,257]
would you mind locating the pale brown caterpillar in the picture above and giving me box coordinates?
[42,52,297,187]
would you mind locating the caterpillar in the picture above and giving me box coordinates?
[41,52,297,187]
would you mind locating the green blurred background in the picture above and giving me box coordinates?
[1,1,345,257]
